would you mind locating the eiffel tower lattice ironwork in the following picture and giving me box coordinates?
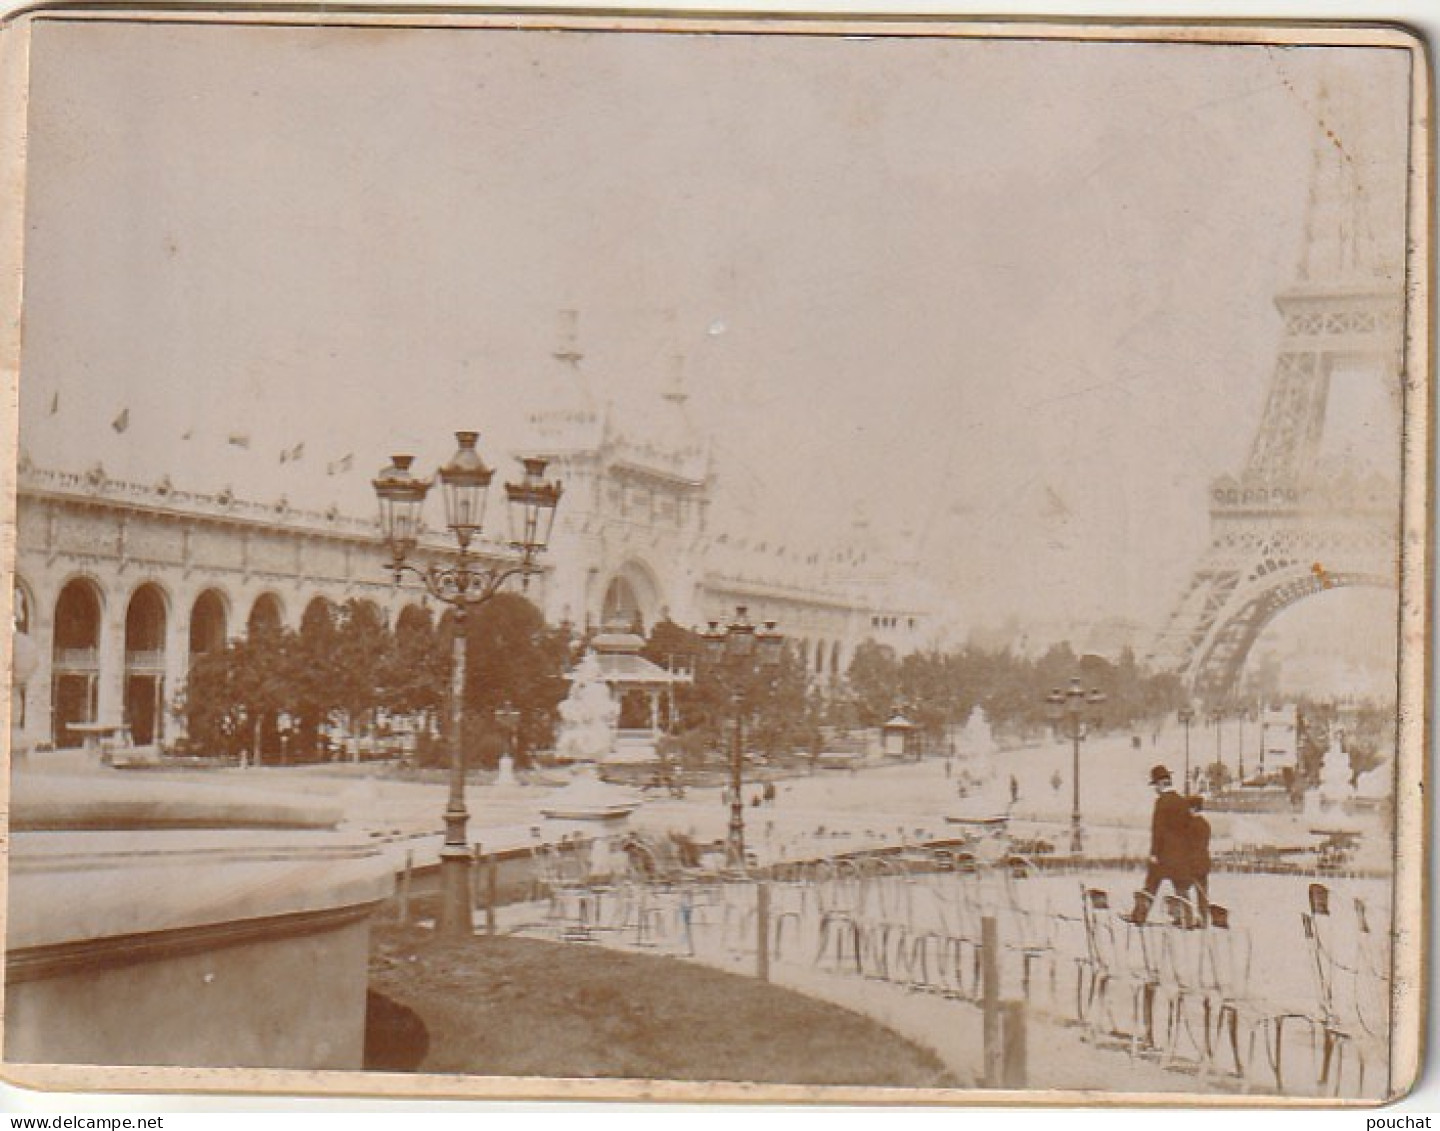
[1147,106,1406,700]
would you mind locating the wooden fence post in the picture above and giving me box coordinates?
[487,855,500,937]
[1001,1000,1027,1088]
[471,844,483,910]
[397,850,413,925]
[982,914,1002,1087]
[756,881,771,982]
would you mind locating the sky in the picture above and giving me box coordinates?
[15,20,1415,654]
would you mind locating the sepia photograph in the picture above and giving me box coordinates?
[0,9,1429,1106]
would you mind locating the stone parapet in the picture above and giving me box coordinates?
[4,772,393,1072]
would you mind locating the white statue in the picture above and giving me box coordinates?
[1317,731,1355,804]
[1307,730,1358,819]
[555,651,619,762]
[959,706,996,758]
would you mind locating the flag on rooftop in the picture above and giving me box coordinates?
[111,408,129,434]
[327,453,354,475]
[227,433,250,449]
[280,442,305,464]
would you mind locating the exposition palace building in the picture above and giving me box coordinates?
[11,365,930,753]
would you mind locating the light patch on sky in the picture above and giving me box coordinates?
[15,22,1413,646]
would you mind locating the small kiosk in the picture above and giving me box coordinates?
[882,712,918,759]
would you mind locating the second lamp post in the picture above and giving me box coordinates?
[1178,705,1194,792]
[702,606,783,869]
[373,431,562,939]
[1045,676,1105,856]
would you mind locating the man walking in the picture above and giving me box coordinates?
[1125,764,1193,924]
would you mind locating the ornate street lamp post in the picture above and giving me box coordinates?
[373,432,562,938]
[1045,676,1105,856]
[1177,706,1194,793]
[1236,707,1247,785]
[1209,708,1224,786]
[701,606,783,869]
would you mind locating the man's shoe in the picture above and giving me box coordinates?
[1121,892,1153,924]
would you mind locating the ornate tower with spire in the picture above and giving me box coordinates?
[1146,83,1407,700]
[519,312,711,632]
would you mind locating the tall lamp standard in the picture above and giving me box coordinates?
[1236,707,1247,786]
[701,606,783,869]
[1209,708,1224,786]
[1045,676,1105,856]
[1177,706,1194,792]
[373,432,562,939]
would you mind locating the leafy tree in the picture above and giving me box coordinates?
[748,643,816,757]
[291,599,341,755]
[898,650,953,751]
[461,592,569,768]
[645,618,728,743]
[380,606,448,719]
[181,647,247,758]
[331,599,388,733]
[844,640,900,727]
[181,625,297,762]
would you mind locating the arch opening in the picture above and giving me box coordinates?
[1242,586,1400,705]
[52,578,102,748]
[601,576,644,634]
[190,590,229,657]
[124,584,168,745]
[1191,570,1396,702]
[249,593,286,638]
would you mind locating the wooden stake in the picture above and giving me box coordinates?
[397,850,413,925]
[487,855,500,937]
[982,915,1002,1087]
[756,881,771,982]
[1002,1000,1027,1088]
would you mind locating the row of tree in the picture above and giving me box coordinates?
[179,598,1205,771]
[837,638,1188,748]
[180,594,569,764]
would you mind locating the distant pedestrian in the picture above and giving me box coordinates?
[1125,764,1194,924]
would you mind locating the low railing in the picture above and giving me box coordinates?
[53,647,99,671]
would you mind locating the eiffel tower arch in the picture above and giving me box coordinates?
[1148,99,1406,701]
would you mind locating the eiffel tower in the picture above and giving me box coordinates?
[1147,90,1406,700]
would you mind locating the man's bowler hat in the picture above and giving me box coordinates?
[1148,764,1172,786]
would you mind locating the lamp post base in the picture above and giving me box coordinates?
[727,805,746,870]
[1069,820,1084,857]
[437,844,474,939]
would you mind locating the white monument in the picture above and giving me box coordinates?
[1307,731,1356,817]
[555,651,619,763]
[959,706,996,758]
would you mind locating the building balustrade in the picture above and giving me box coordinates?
[52,648,99,671]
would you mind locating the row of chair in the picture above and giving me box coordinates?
[1075,881,1388,1095]
[526,839,1390,1097]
